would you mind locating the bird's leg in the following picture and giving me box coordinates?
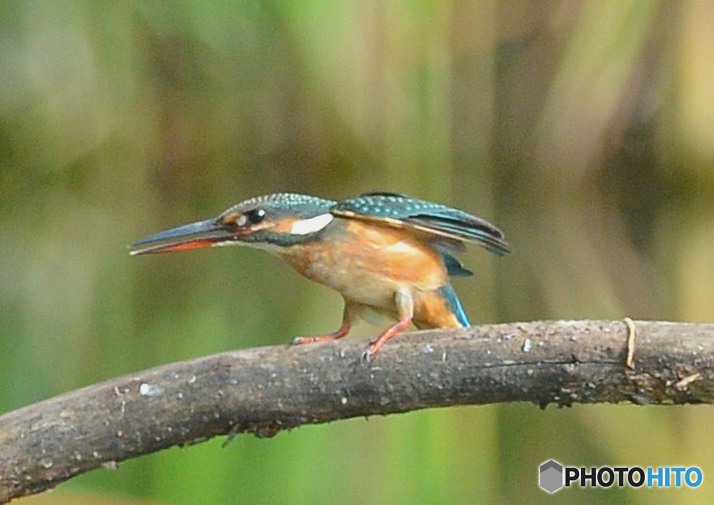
[291,302,354,345]
[363,289,414,360]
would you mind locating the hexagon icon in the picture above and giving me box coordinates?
[539,459,564,493]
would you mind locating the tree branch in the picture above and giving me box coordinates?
[2,319,714,502]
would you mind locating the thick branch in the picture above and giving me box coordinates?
[2,320,714,502]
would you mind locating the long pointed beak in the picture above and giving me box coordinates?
[129,218,234,256]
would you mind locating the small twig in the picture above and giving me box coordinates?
[674,372,702,391]
[1,319,714,503]
[624,317,637,369]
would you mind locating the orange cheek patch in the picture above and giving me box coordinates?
[272,218,300,234]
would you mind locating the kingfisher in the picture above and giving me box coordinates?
[129,192,510,359]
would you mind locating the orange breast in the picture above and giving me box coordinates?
[280,219,449,310]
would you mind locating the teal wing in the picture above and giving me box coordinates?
[437,247,473,277]
[331,192,511,256]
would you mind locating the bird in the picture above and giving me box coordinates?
[129,192,510,359]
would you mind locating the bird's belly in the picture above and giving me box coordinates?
[297,254,411,309]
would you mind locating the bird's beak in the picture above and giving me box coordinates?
[129,218,234,256]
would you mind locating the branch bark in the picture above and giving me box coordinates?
[2,319,714,503]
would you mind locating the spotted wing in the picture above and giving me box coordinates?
[331,193,511,256]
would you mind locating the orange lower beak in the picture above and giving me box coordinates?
[129,219,234,256]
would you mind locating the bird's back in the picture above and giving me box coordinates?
[331,192,511,256]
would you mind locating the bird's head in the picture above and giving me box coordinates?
[129,193,337,256]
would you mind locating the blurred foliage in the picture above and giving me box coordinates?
[1,0,714,504]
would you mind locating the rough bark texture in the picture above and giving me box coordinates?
[1,319,714,503]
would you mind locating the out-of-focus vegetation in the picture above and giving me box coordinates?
[2,1,713,504]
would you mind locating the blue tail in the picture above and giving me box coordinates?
[439,283,471,327]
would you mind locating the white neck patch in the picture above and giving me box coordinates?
[290,213,334,235]
[211,240,243,248]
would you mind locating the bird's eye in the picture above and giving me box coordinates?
[245,208,266,225]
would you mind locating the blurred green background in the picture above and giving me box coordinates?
[2,1,713,504]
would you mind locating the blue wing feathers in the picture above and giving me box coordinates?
[333,193,510,256]
[438,248,473,277]
[439,284,471,327]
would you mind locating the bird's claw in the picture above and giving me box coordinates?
[290,336,315,346]
[360,349,374,364]
[292,336,379,364]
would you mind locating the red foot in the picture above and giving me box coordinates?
[363,318,412,360]
[291,320,351,346]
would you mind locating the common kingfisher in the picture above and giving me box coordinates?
[129,192,510,359]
